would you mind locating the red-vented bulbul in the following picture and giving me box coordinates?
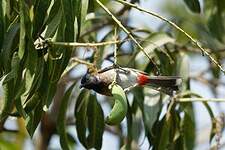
[80,66,182,96]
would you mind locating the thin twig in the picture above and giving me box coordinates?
[71,57,94,67]
[114,27,118,65]
[115,0,225,74]
[176,98,225,102]
[111,27,118,87]
[96,0,160,72]
[48,40,121,48]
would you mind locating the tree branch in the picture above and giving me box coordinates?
[96,0,160,72]
[115,0,225,74]
[48,40,121,48]
[176,98,225,102]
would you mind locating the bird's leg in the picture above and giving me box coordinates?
[124,83,139,92]
[98,64,130,74]
[113,64,130,74]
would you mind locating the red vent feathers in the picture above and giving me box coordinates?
[137,74,149,85]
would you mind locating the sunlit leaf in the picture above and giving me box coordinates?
[80,0,89,32]
[106,84,128,125]
[18,0,27,59]
[0,139,18,150]
[177,52,189,91]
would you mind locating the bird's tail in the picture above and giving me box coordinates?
[139,75,182,95]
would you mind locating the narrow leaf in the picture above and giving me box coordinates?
[75,89,90,148]
[183,0,201,13]
[26,94,43,137]
[18,0,27,59]
[57,82,76,150]
[158,115,171,150]
[136,32,175,60]
[87,94,104,150]
[0,52,20,123]
[2,23,20,72]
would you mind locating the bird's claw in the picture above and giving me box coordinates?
[124,84,138,92]
[113,64,130,74]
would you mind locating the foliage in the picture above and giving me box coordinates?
[0,0,224,149]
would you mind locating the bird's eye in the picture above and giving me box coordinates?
[81,74,91,84]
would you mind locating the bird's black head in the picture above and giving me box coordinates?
[80,73,98,89]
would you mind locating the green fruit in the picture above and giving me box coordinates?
[105,84,127,125]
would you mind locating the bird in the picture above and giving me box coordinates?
[80,66,182,96]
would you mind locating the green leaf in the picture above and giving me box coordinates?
[158,115,171,150]
[32,0,51,36]
[0,52,20,123]
[208,10,225,43]
[67,132,77,147]
[181,103,196,150]
[26,94,43,137]
[80,0,89,32]
[45,82,58,107]
[15,97,27,118]
[155,49,174,75]
[125,102,133,150]
[18,0,27,59]
[75,89,90,148]
[183,0,201,13]
[143,89,162,133]
[44,2,62,37]
[61,0,75,42]
[24,93,41,114]
[61,61,78,77]
[87,94,104,150]
[0,2,4,50]
[202,102,216,142]
[24,57,45,102]
[57,82,76,150]
[0,139,18,150]
[105,84,128,125]
[133,87,144,110]
[21,42,38,101]
[2,22,20,72]
[136,32,175,61]
[177,52,189,91]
